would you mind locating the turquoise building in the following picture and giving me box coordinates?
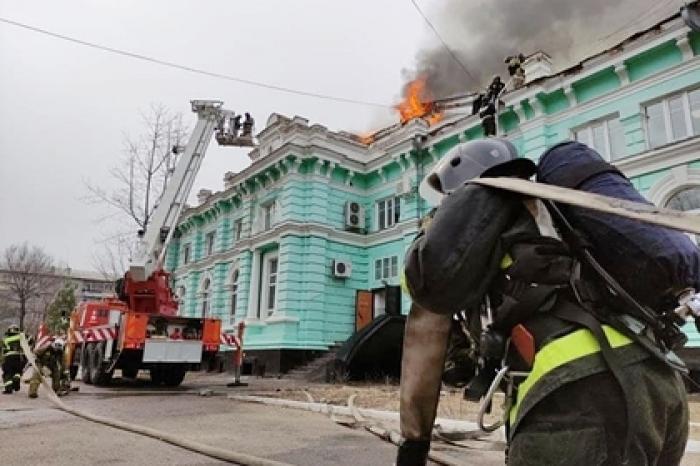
[167,12,700,373]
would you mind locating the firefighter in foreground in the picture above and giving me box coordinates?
[28,337,69,399]
[396,139,690,465]
[1,325,24,394]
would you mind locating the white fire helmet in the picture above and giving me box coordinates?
[418,138,534,205]
[51,338,66,352]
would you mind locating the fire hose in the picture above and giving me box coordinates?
[18,335,292,466]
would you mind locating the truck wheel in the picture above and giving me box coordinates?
[82,343,94,385]
[162,367,187,387]
[90,342,113,386]
[150,367,164,385]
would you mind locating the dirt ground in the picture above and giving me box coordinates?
[252,382,700,439]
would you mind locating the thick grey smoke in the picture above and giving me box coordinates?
[406,0,676,99]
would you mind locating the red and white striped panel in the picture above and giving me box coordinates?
[73,327,118,343]
[34,323,53,350]
[220,333,241,349]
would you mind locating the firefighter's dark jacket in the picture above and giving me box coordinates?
[405,183,523,316]
[400,183,652,444]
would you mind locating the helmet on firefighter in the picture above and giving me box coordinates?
[418,137,535,205]
[51,338,65,352]
[6,324,20,335]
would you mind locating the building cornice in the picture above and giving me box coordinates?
[170,219,419,276]
[616,136,700,178]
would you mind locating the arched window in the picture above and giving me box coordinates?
[665,186,700,212]
[229,269,239,325]
[665,186,700,244]
[200,277,211,318]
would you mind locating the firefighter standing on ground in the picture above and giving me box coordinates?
[396,139,689,466]
[1,325,25,394]
[29,337,69,398]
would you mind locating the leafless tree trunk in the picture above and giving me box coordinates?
[86,104,188,277]
[0,243,61,331]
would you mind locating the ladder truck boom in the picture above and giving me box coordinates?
[65,99,253,388]
[130,100,231,282]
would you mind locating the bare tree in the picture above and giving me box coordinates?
[86,104,188,277]
[0,243,61,331]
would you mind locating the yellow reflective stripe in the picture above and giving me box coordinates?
[500,254,513,269]
[400,272,410,295]
[509,326,633,425]
[4,335,20,343]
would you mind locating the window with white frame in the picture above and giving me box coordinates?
[176,286,186,305]
[376,197,400,231]
[200,277,211,318]
[262,254,278,316]
[182,244,191,265]
[573,116,626,161]
[262,202,276,231]
[205,231,216,256]
[374,256,398,281]
[233,219,243,241]
[645,89,700,150]
[229,269,239,325]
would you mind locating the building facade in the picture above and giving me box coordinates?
[167,13,700,371]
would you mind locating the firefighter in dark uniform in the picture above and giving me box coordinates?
[1,325,25,394]
[29,337,69,398]
[396,138,689,466]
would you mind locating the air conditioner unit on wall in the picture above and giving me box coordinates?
[344,201,365,230]
[332,260,352,278]
[395,178,411,196]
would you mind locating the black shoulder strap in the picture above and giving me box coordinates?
[553,160,623,189]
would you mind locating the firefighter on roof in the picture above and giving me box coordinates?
[396,138,689,466]
[1,325,25,394]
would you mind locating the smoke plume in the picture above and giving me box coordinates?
[406,0,678,99]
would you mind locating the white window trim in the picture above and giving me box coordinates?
[375,197,400,231]
[261,252,279,317]
[182,243,191,265]
[228,268,240,325]
[571,114,621,161]
[205,231,216,257]
[198,275,212,318]
[374,255,399,281]
[643,89,699,150]
[233,218,244,241]
[254,200,277,233]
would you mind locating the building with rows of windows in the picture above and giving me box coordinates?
[166,12,700,372]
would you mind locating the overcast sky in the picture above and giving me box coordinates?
[0,0,427,270]
[0,0,674,272]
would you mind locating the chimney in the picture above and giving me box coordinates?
[523,51,552,83]
[223,171,237,190]
[197,188,213,205]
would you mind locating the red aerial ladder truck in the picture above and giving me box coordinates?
[67,100,252,386]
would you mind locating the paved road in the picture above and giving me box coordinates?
[0,373,466,466]
[1,373,698,465]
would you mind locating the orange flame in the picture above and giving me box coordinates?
[395,77,443,126]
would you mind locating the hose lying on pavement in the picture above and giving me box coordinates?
[19,335,292,466]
